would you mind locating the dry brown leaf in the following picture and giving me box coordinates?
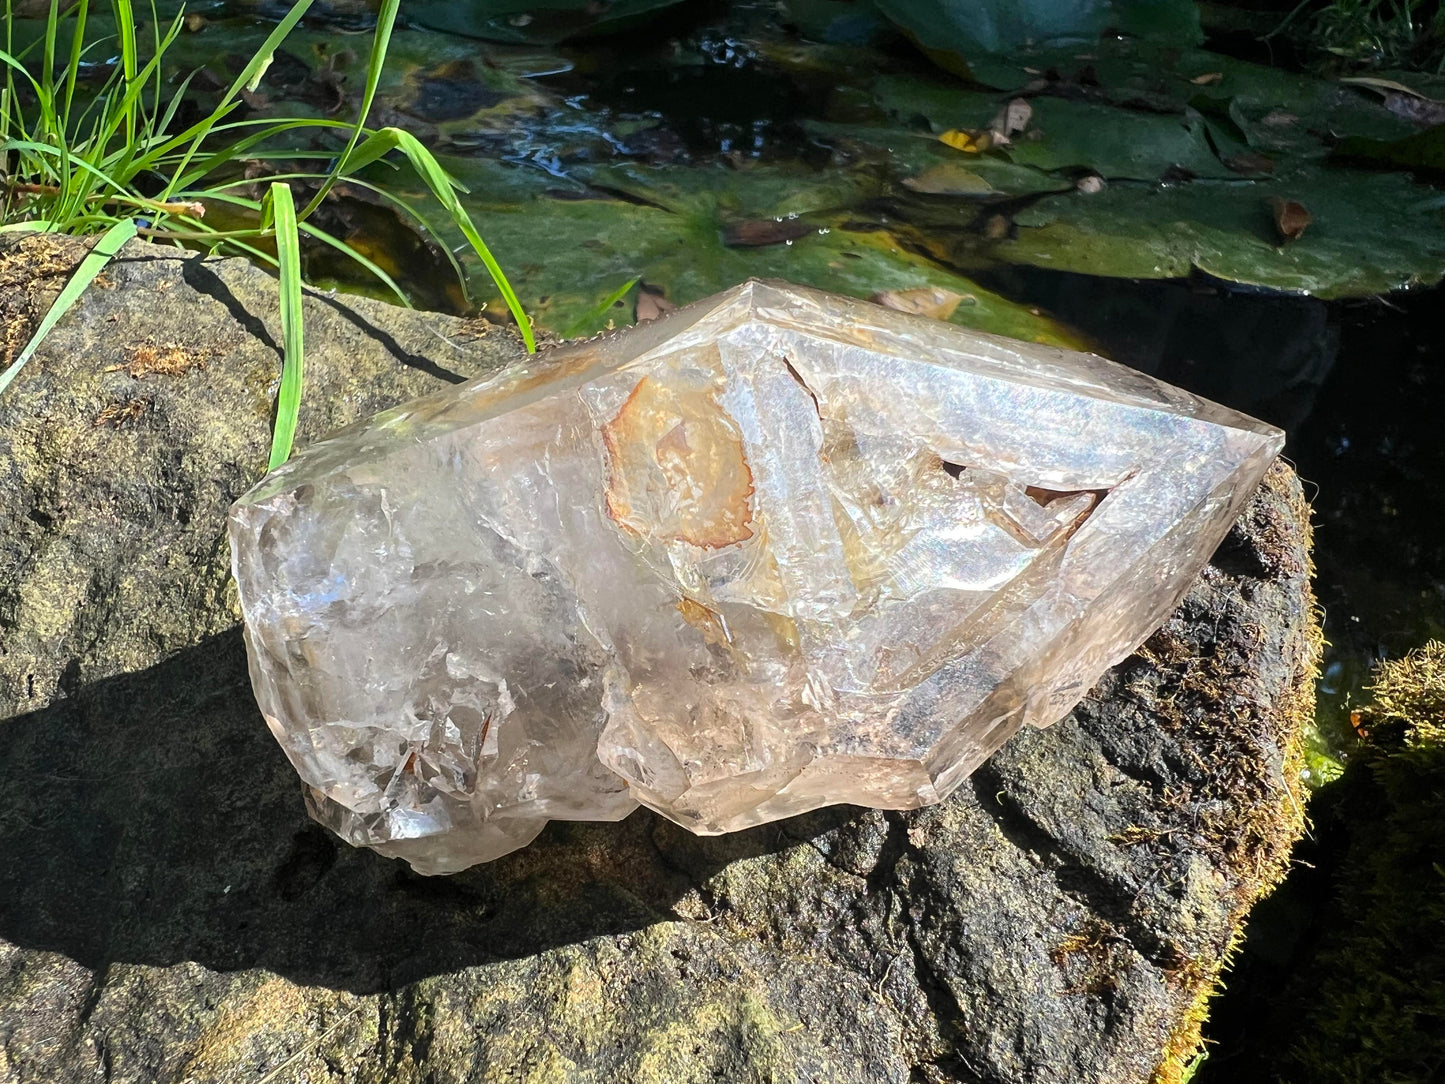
[1340,75,1433,99]
[1190,72,1224,85]
[1340,76,1445,126]
[1269,197,1311,243]
[870,287,967,322]
[93,397,152,427]
[1223,151,1275,175]
[722,218,813,247]
[635,285,675,323]
[105,341,210,378]
[1383,93,1445,127]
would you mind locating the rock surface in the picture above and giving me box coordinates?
[0,232,524,721]
[0,234,1317,1084]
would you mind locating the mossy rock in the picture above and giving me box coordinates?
[1214,643,1445,1084]
[0,234,1317,1084]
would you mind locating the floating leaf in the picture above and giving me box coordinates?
[1269,196,1311,244]
[997,172,1445,298]
[776,0,891,45]
[406,0,689,45]
[1335,124,1445,178]
[1000,98,1235,181]
[636,284,676,322]
[1339,75,1445,126]
[1222,151,1275,175]
[903,163,997,195]
[405,157,1085,345]
[939,128,992,153]
[871,0,1200,62]
[723,218,817,247]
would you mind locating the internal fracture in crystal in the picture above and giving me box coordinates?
[229,280,1283,873]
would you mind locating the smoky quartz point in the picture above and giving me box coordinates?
[229,280,1283,873]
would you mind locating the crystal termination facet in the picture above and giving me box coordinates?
[229,281,1284,873]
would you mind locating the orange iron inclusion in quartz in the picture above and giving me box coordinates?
[229,281,1283,873]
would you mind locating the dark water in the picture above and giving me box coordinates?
[974,268,1445,779]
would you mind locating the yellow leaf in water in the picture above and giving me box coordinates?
[939,128,992,153]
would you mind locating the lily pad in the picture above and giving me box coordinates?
[1003,98,1234,180]
[776,0,892,45]
[1336,124,1445,178]
[410,157,1085,344]
[872,69,1255,182]
[871,0,1200,61]
[996,171,1445,297]
[829,37,1445,296]
[405,0,689,45]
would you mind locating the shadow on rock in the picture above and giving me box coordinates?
[0,630,841,993]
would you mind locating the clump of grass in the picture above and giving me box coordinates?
[1,0,534,467]
[1270,0,1445,71]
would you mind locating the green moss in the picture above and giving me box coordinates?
[1152,463,1320,1084]
[1283,641,1445,1084]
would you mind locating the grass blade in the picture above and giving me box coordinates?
[91,10,186,182]
[41,0,58,102]
[343,127,535,351]
[62,0,92,131]
[113,0,137,144]
[0,217,137,397]
[159,0,316,200]
[297,0,400,221]
[266,181,305,470]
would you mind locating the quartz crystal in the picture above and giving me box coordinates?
[229,280,1283,873]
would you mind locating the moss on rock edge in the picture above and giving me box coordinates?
[1278,642,1445,1084]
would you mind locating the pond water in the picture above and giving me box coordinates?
[980,267,1445,781]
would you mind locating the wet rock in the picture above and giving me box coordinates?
[0,233,1317,1084]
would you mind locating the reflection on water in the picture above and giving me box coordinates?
[1291,290,1445,759]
